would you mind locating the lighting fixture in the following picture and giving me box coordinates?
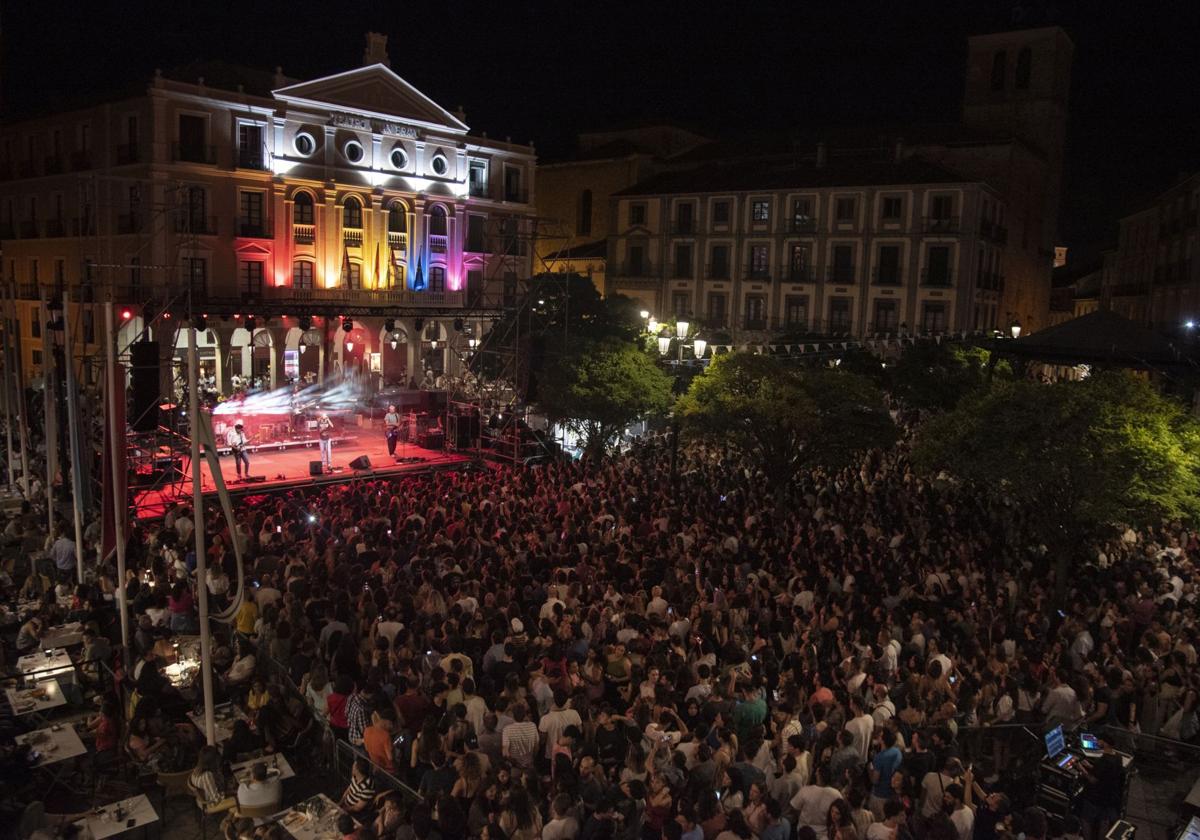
[345,341,354,352]
[676,320,689,339]
[390,340,398,350]
[1010,320,1022,339]
[657,335,671,355]
[639,310,650,320]
[693,337,707,358]
[647,317,659,334]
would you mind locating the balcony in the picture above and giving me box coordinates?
[19,221,40,239]
[387,231,407,250]
[429,234,448,254]
[237,148,269,171]
[671,220,695,235]
[70,151,92,171]
[785,267,813,283]
[174,215,218,235]
[743,317,768,331]
[745,266,771,281]
[923,215,960,234]
[502,188,530,204]
[789,218,817,233]
[704,314,729,329]
[980,220,1008,243]
[44,219,66,238]
[921,268,953,287]
[671,263,694,279]
[117,213,143,234]
[705,263,730,280]
[237,220,272,238]
[468,182,488,198]
[872,268,902,286]
[343,228,363,246]
[260,286,465,308]
[293,223,315,245]
[18,161,36,178]
[616,261,656,278]
[172,143,217,165]
[116,143,140,165]
[827,267,856,285]
[43,156,64,175]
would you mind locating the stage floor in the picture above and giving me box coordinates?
[132,436,470,518]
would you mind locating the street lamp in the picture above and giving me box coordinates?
[647,317,659,335]
[639,309,650,321]
[657,335,672,355]
[675,319,690,339]
[693,337,707,359]
[1010,320,1022,339]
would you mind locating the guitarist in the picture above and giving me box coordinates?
[227,422,250,479]
[384,404,401,456]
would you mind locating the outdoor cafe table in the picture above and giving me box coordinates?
[41,620,84,649]
[16,648,75,684]
[188,702,249,744]
[15,723,88,794]
[6,677,67,720]
[277,794,350,840]
[231,752,296,784]
[75,794,159,839]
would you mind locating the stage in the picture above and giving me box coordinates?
[131,435,471,518]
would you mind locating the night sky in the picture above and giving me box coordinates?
[4,0,1198,262]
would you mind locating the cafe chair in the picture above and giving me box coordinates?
[192,793,237,840]
[156,768,193,820]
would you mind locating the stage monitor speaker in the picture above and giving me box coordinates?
[129,341,161,432]
[349,455,371,470]
[309,461,324,476]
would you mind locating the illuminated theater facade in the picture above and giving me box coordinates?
[0,33,535,395]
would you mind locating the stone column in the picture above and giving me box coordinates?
[210,323,236,395]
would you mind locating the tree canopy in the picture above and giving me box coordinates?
[538,337,673,458]
[913,371,1200,588]
[676,353,897,487]
[886,342,1010,412]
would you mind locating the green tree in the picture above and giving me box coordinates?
[676,353,897,488]
[887,341,1008,412]
[538,337,673,457]
[913,370,1200,595]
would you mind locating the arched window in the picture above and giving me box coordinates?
[342,196,363,229]
[429,266,446,293]
[388,204,407,233]
[578,189,593,236]
[1015,47,1032,89]
[991,50,1007,91]
[294,191,314,225]
[429,205,447,236]
[292,260,314,289]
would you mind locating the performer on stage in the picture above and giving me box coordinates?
[227,422,250,479]
[317,412,334,471]
[384,404,401,456]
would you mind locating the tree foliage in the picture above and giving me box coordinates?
[886,342,1009,412]
[676,353,898,486]
[538,337,673,457]
[913,371,1200,584]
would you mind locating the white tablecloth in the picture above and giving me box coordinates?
[6,678,67,715]
[188,704,249,744]
[17,649,75,684]
[15,724,87,766]
[278,794,348,840]
[76,794,159,839]
[41,621,84,649]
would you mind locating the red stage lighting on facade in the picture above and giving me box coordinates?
[121,308,133,320]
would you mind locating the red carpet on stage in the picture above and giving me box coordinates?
[132,435,469,518]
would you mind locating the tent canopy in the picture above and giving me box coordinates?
[997,310,1185,368]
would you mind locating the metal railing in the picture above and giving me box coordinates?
[920,268,953,287]
[872,268,903,286]
[19,220,40,238]
[827,267,857,285]
[615,261,656,277]
[174,215,218,235]
[706,263,731,280]
[237,148,269,171]
[237,219,272,238]
[789,218,818,233]
[262,287,465,307]
[671,220,695,235]
[332,741,423,805]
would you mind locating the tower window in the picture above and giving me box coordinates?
[1015,47,1032,89]
[991,51,1006,91]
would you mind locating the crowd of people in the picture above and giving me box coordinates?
[2,422,1198,840]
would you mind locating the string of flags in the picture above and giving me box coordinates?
[700,329,987,357]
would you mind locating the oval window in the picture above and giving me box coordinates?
[390,147,408,169]
[431,154,448,176]
[343,139,364,164]
[293,131,316,157]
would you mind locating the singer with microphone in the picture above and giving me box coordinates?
[227,422,250,479]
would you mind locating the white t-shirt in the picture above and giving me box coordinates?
[845,713,874,761]
[950,805,974,840]
[791,785,842,840]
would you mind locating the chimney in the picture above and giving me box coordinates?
[815,141,827,169]
[894,137,905,163]
[363,32,391,68]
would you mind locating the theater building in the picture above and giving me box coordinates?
[0,33,535,395]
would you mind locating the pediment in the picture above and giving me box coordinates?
[274,64,468,133]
